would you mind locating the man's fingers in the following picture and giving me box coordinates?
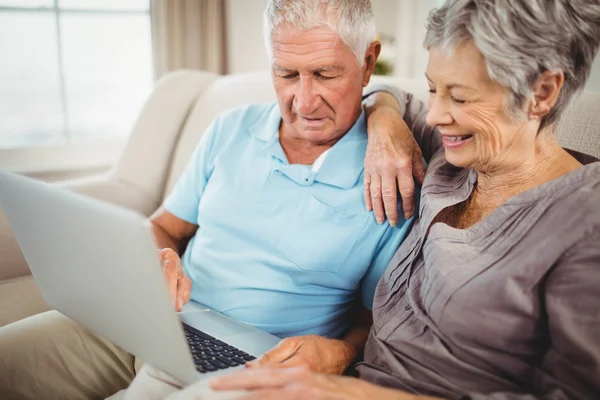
[159,248,184,309]
[162,258,179,306]
[381,175,399,227]
[176,276,192,312]
[247,339,299,369]
[363,173,373,212]
[369,175,385,224]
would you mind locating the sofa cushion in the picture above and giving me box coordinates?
[557,91,600,159]
[0,275,50,327]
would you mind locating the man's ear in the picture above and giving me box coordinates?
[528,69,564,119]
[362,41,381,87]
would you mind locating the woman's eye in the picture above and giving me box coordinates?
[451,97,466,104]
[428,88,436,94]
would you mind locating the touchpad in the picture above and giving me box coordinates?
[179,310,255,337]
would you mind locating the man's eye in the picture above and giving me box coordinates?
[316,73,336,80]
[280,74,297,79]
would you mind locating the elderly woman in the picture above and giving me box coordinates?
[206,0,600,399]
[0,1,433,399]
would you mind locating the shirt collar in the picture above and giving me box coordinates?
[249,103,367,189]
[313,111,367,189]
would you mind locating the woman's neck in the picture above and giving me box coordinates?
[473,130,582,209]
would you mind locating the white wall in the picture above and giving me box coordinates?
[225,0,403,74]
[371,0,398,37]
[226,0,269,74]
[225,0,600,93]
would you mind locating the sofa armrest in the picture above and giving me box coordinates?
[0,69,220,284]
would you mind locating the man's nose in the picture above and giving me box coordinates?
[425,94,453,127]
[294,76,319,115]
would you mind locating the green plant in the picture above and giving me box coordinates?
[374,59,393,75]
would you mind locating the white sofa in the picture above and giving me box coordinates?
[1,70,599,327]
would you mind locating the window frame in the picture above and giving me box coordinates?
[0,1,151,175]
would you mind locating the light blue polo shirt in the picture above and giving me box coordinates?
[164,103,413,339]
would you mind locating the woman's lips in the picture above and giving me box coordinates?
[442,134,473,149]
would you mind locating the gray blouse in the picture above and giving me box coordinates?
[357,87,600,400]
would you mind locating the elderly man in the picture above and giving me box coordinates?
[0,0,427,399]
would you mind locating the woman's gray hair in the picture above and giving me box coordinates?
[263,0,376,67]
[424,0,600,130]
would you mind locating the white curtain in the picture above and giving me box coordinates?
[150,0,227,78]
[394,0,442,78]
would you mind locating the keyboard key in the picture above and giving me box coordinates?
[208,359,229,369]
[182,323,215,340]
[231,356,246,364]
[204,363,218,372]
[243,355,256,361]
[233,350,248,357]
[216,356,237,367]
[195,365,208,373]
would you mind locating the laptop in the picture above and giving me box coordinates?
[0,171,280,385]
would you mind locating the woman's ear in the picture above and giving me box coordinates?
[362,41,382,87]
[528,69,564,119]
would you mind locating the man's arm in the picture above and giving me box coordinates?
[149,207,198,311]
[248,306,373,375]
[150,206,198,255]
[148,116,221,311]
[340,306,373,365]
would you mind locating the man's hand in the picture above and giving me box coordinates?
[246,335,357,375]
[158,248,192,312]
[211,366,439,400]
[364,99,426,226]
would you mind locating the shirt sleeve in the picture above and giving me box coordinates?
[362,84,442,163]
[163,118,221,224]
[361,217,415,310]
[465,229,600,400]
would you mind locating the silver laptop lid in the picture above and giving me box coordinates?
[0,171,198,384]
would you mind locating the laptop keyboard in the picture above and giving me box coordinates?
[183,323,256,374]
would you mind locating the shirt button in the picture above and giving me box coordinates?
[404,304,411,311]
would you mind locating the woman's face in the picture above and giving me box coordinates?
[425,40,537,173]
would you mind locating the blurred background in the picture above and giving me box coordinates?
[1,0,599,181]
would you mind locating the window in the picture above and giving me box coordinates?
[0,0,153,149]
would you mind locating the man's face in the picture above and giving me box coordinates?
[270,25,378,145]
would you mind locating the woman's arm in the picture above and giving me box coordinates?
[362,85,440,226]
[211,367,443,400]
[364,85,441,164]
[467,229,600,400]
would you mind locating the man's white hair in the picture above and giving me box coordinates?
[263,0,376,66]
